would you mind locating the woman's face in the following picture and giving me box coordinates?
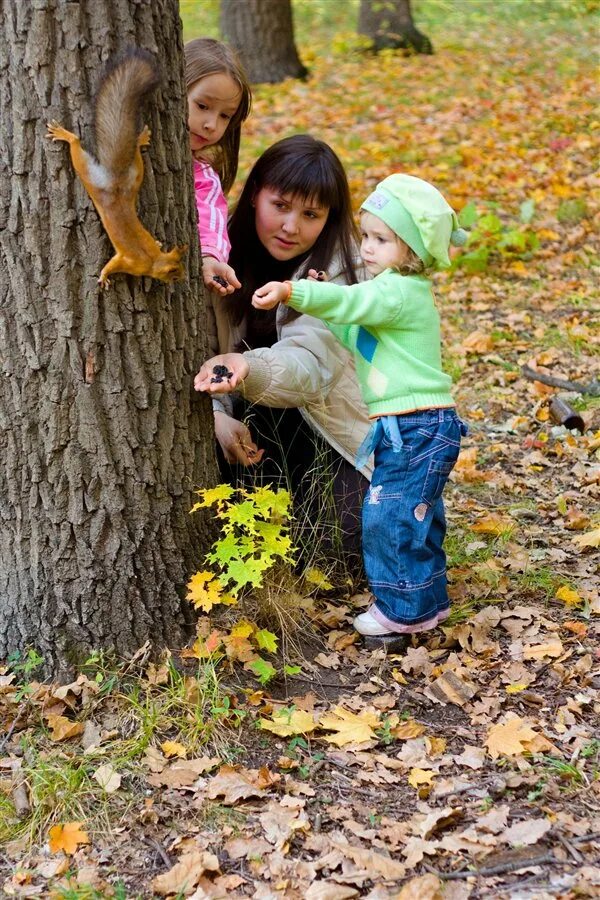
[253,188,330,261]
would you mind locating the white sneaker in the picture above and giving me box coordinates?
[353,609,393,636]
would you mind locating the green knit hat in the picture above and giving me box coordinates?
[361,174,467,269]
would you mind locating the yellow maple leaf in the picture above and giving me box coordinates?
[485,717,538,759]
[408,768,436,789]
[48,821,90,855]
[259,708,317,737]
[572,527,600,549]
[161,740,187,759]
[190,484,235,513]
[470,514,514,536]
[556,585,582,607]
[304,567,334,590]
[505,683,527,694]
[319,705,379,746]
[185,571,235,613]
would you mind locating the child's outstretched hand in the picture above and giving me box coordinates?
[194,353,249,394]
[202,256,241,295]
[252,281,288,310]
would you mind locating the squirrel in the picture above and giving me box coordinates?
[47,48,187,288]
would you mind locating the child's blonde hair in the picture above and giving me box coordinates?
[395,239,425,276]
[184,38,252,194]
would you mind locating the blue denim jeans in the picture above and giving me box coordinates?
[362,408,467,634]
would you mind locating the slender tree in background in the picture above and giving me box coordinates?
[0,0,218,677]
[221,0,308,84]
[359,0,433,54]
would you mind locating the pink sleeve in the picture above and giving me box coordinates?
[194,160,231,263]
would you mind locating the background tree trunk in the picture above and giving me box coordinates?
[221,0,308,84]
[359,0,433,54]
[0,0,218,677]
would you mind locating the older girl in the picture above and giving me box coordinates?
[196,135,371,564]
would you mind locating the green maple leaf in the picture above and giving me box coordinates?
[221,500,260,533]
[255,629,278,653]
[191,484,235,512]
[249,657,277,685]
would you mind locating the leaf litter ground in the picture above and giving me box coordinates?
[1,4,599,898]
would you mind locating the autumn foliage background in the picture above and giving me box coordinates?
[1,1,598,898]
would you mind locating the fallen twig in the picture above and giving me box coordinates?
[423,853,561,880]
[521,365,600,396]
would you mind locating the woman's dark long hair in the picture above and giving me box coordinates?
[227,135,360,328]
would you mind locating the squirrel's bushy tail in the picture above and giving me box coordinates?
[94,48,160,175]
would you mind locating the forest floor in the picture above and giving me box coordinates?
[1,2,599,898]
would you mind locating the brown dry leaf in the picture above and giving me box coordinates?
[396,873,443,900]
[523,638,564,660]
[402,836,439,868]
[400,646,434,677]
[424,670,478,706]
[461,331,495,353]
[147,756,221,789]
[259,799,310,850]
[205,765,266,804]
[331,839,406,879]
[391,719,426,740]
[485,717,538,759]
[314,652,341,669]
[92,763,121,794]
[48,822,90,855]
[152,850,220,896]
[45,715,84,742]
[572,527,600,548]
[454,746,486,769]
[318,706,379,746]
[305,884,359,900]
[501,818,552,846]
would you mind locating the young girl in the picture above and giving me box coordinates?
[184,38,252,295]
[199,174,468,644]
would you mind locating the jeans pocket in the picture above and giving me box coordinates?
[421,457,456,506]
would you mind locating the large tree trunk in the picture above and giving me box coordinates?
[0,0,218,677]
[359,0,433,54]
[221,0,308,84]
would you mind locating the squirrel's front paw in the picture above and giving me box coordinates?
[46,122,71,142]
[97,275,110,290]
[138,125,151,148]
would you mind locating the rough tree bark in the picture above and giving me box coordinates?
[0,0,218,677]
[221,0,308,84]
[359,0,433,54]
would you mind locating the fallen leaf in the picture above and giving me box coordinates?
[396,873,443,899]
[318,706,379,746]
[556,585,583,607]
[161,740,188,759]
[48,822,90,855]
[408,768,436,789]
[485,717,538,759]
[259,708,317,737]
[45,715,84,742]
[205,766,266,804]
[501,817,552,846]
[93,763,121,794]
[572,527,600,548]
[152,850,219,896]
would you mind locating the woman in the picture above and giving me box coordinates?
[197,135,371,565]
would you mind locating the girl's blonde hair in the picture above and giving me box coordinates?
[396,240,425,275]
[184,38,252,194]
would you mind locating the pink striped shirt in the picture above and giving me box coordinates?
[193,159,231,263]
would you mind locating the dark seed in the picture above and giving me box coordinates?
[212,275,229,288]
[210,376,223,383]
[213,365,232,377]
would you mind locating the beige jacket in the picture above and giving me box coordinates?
[206,252,373,478]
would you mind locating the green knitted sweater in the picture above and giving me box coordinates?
[288,269,454,418]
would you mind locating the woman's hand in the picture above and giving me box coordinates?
[194,353,249,393]
[307,269,328,282]
[214,412,264,466]
[202,256,241,295]
[252,281,288,310]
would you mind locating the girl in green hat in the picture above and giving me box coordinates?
[198,174,468,647]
